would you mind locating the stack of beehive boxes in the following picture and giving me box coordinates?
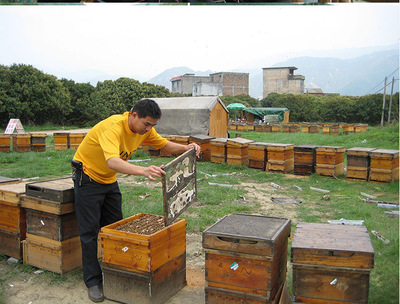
[210,138,228,164]
[189,135,215,162]
[203,214,291,303]
[291,222,374,303]
[99,213,187,304]
[53,132,70,151]
[0,182,28,259]
[226,138,254,166]
[248,142,271,171]
[267,143,295,173]
[30,133,47,152]
[294,145,319,175]
[346,147,376,180]
[369,149,399,182]
[315,146,346,177]
[21,178,81,275]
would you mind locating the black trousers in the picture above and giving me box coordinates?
[72,164,122,288]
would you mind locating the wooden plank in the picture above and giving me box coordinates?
[162,148,196,226]
[205,286,268,304]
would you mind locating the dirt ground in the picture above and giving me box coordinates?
[1,149,307,304]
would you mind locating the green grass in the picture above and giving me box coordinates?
[0,124,398,303]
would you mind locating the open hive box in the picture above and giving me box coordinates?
[99,148,197,304]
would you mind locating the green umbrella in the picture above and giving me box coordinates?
[227,103,246,110]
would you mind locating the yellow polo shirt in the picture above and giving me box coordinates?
[73,112,168,184]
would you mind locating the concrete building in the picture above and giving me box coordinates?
[170,73,210,95]
[171,72,249,97]
[262,67,305,98]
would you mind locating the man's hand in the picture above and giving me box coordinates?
[142,165,166,181]
[186,142,201,158]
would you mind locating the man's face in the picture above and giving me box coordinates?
[128,112,158,135]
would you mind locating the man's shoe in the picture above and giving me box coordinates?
[88,285,104,302]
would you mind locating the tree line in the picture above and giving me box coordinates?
[1,64,398,128]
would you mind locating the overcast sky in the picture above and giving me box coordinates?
[0,4,398,80]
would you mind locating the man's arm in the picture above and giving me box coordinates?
[162,141,201,158]
[107,157,165,181]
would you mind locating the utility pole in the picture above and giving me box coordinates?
[387,77,395,125]
[380,77,387,127]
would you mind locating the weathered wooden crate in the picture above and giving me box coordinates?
[53,132,70,151]
[12,134,31,152]
[294,145,319,175]
[25,177,74,203]
[23,233,82,275]
[254,124,265,132]
[24,209,78,241]
[69,132,86,150]
[291,222,374,304]
[102,252,186,304]
[248,142,270,170]
[203,214,291,304]
[0,134,11,152]
[189,134,215,162]
[267,144,295,173]
[315,146,346,177]
[369,149,399,182]
[289,125,300,133]
[346,147,376,180]
[226,138,254,166]
[264,125,272,133]
[99,213,186,273]
[210,138,228,164]
[30,133,47,152]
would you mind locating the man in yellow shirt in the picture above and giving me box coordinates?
[71,99,200,302]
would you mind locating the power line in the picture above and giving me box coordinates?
[365,67,399,95]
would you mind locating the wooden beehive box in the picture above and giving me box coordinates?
[0,176,19,185]
[331,124,340,136]
[12,134,31,152]
[159,135,174,157]
[355,124,368,133]
[271,124,281,133]
[294,145,319,175]
[99,213,186,273]
[264,124,272,133]
[203,214,291,304]
[0,182,28,258]
[301,123,310,133]
[291,222,374,304]
[189,134,215,162]
[248,142,271,170]
[30,133,47,152]
[25,177,74,203]
[369,149,399,182]
[69,132,86,150]
[266,143,295,173]
[0,134,11,152]
[342,124,355,135]
[53,132,70,151]
[22,234,82,275]
[210,138,228,164]
[172,135,189,146]
[315,146,346,177]
[236,124,247,132]
[254,124,264,132]
[226,138,254,166]
[322,124,331,135]
[282,125,290,133]
[309,124,319,134]
[289,124,300,133]
[102,252,186,304]
[346,147,376,180]
[229,124,237,131]
[247,124,255,132]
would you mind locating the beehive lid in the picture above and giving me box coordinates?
[25,177,74,203]
[370,149,399,158]
[204,213,289,240]
[0,182,28,204]
[162,148,197,226]
[0,176,20,185]
[316,146,346,152]
[248,142,273,148]
[346,147,376,153]
[291,222,374,269]
[189,134,215,141]
[210,137,228,143]
[294,144,320,151]
[227,138,254,145]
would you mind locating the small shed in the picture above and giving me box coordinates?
[148,97,229,138]
[243,107,290,124]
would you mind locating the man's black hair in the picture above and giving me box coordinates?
[131,99,162,119]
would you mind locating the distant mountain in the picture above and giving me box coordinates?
[146,48,399,98]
